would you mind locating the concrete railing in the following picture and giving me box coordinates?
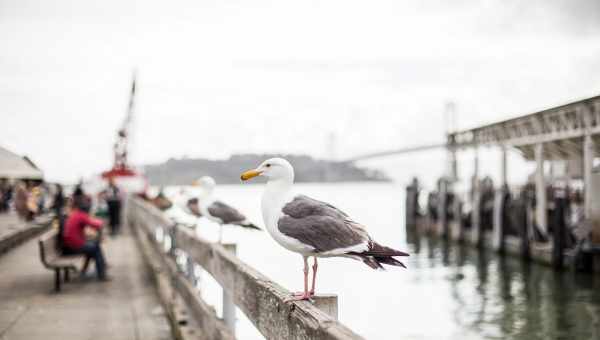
[127,196,364,340]
[0,214,52,256]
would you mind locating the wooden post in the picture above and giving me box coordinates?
[438,178,448,238]
[222,243,236,333]
[492,189,505,253]
[405,180,418,227]
[584,134,594,219]
[453,199,464,242]
[493,146,508,253]
[535,143,547,235]
[552,196,567,269]
[521,197,532,260]
[590,156,600,245]
[500,146,508,187]
[471,148,481,246]
[312,294,339,321]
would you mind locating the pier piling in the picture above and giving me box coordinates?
[222,243,237,333]
[437,178,449,239]
[552,196,567,269]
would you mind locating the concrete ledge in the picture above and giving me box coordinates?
[0,216,51,256]
[131,208,233,340]
[132,215,205,340]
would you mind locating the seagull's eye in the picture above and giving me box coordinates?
[265,164,271,168]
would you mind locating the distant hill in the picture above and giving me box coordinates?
[143,154,389,185]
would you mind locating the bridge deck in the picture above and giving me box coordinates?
[0,220,173,340]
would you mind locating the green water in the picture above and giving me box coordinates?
[407,229,600,340]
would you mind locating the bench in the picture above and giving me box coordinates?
[38,229,87,292]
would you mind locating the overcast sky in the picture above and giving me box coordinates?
[1,0,599,182]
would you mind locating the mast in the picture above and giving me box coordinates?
[113,72,136,171]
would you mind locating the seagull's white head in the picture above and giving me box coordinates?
[241,157,294,183]
[192,176,216,194]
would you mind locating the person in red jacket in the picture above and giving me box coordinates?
[62,196,109,281]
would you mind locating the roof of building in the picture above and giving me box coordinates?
[0,146,43,180]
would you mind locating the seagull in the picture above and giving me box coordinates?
[241,158,409,301]
[185,197,202,217]
[192,176,260,242]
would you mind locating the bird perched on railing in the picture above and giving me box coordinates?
[184,197,202,217]
[241,158,409,302]
[192,176,260,242]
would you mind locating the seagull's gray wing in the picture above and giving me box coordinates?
[186,198,202,217]
[278,195,369,253]
[207,201,246,224]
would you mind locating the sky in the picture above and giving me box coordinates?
[1,0,600,183]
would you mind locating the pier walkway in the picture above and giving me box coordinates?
[0,198,364,340]
[0,222,172,340]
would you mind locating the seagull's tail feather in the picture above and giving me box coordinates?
[374,256,407,268]
[364,242,410,257]
[359,256,384,270]
[350,241,409,270]
[233,221,262,231]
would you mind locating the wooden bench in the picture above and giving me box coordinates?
[38,229,86,292]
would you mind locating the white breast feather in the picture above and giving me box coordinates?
[262,193,315,255]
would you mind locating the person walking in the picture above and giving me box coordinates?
[14,182,29,220]
[51,184,65,217]
[105,178,122,235]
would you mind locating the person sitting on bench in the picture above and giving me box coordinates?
[62,197,110,281]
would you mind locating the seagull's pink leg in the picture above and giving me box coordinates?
[309,257,318,295]
[285,256,311,302]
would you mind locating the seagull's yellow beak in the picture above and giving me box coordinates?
[191,179,201,187]
[240,169,262,181]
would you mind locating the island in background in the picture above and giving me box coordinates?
[143,154,389,185]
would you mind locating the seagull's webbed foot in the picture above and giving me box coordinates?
[284,292,313,303]
[290,291,314,297]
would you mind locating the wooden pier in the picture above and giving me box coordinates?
[0,213,172,340]
[0,197,366,340]
[406,94,600,272]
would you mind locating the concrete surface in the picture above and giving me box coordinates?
[0,223,173,340]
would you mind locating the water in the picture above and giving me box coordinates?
[162,182,600,340]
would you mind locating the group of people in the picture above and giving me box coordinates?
[0,179,57,221]
[0,177,123,282]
